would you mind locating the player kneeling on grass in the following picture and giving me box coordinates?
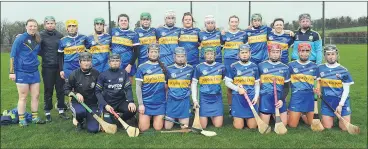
[136,43,167,131]
[225,44,260,129]
[258,43,290,125]
[316,45,354,131]
[287,43,318,127]
[64,52,100,133]
[164,47,194,129]
[191,47,226,128]
[95,54,137,127]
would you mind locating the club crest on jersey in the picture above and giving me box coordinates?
[309,69,314,72]
[226,37,230,41]
[27,39,31,44]
[66,42,71,47]
[186,74,191,78]
[181,30,184,34]
[139,33,143,37]
[239,36,243,40]
[237,70,242,75]
[247,32,251,36]
[320,72,325,77]
[295,35,299,40]
[108,80,111,82]
[309,36,313,41]
[263,68,268,73]
[147,69,152,74]
[293,68,299,73]
[202,70,208,75]
[268,36,273,40]
[162,32,166,36]
[171,73,176,78]
[203,36,207,40]
[193,31,197,34]
[216,34,220,38]
[279,69,284,73]
[90,82,95,88]
[115,32,119,36]
[91,41,95,45]
[118,77,124,82]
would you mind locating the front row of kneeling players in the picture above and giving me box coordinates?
[65,43,353,133]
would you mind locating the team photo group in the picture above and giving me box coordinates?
[8,9,360,136]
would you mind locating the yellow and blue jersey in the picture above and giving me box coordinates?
[267,32,293,64]
[222,31,246,59]
[135,27,157,65]
[193,62,225,94]
[156,26,180,66]
[317,64,354,98]
[85,33,111,72]
[179,28,200,66]
[167,64,194,100]
[10,32,40,73]
[226,61,260,95]
[135,62,166,104]
[288,60,317,92]
[259,61,290,94]
[244,26,272,64]
[198,30,222,62]
[58,34,87,78]
[292,28,322,64]
[111,28,140,65]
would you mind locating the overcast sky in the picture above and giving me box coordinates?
[1,1,367,35]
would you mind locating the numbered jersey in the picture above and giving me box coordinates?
[222,31,246,59]
[111,28,140,64]
[156,26,181,65]
[288,60,317,92]
[258,61,290,94]
[226,61,260,95]
[267,32,293,64]
[244,26,272,64]
[85,33,111,72]
[167,64,194,100]
[135,27,157,65]
[179,28,200,66]
[193,62,225,94]
[198,30,222,62]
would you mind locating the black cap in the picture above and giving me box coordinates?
[109,53,121,60]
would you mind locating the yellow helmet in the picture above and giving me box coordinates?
[65,19,78,27]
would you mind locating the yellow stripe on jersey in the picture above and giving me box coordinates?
[200,39,221,47]
[224,41,243,49]
[233,76,255,85]
[9,58,14,74]
[112,36,133,46]
[159,36,178,44]
[248,34,267,44]
[320,78,342,88]
[64,45,86,54]
[267,41,289,50]
[291,74,314,84]
[89,45,110,54]
[140,36,156,45]
[179,35,198,42]
[143,74,165,83]
[260,74,285,85]
[168,79,191,88]
[199,75,222,84]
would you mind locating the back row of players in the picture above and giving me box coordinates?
[9,11,354,133]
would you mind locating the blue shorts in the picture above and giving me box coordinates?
[259,92,287,114]
[224,58,238,74]
[199,93,223,117]
[231,94,258,118]
[144,102,166,116]
[289,90,314,112]
[321,96,351,117]
[120,63,136,76]
[166,96,191,119]
[15,71,40,84]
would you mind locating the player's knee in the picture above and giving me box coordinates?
[339,123,347,131]
[139,123,150,132]
[288,121,299,128]
[233,123,244,129]
[87,126,100,133]
[153,124,163,131]
[322,122,333,129]
[247,122,258,129]
[213,122,223,128]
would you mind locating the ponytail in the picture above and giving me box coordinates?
[157,60,168,80]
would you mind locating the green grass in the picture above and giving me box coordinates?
[1,44,367,148]
[317,26,367,35]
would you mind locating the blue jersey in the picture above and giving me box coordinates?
[226,61,260,95]
[85,33,111,72]
[258,61,290,94]
[244,26,272,64]
[167,64,194,100]
[10,32,40,73]
[292,28,322,64]
[179,28,200,66]
[135,27,157,65]
[58,34,87,78]
[193,62,225,94]
[288,60,317,92]
[222,30,246,59]
[268,32,293,64]
[135,62,166,104]
[198,30,222,62]
[156,26,180,66]
[111,28,140,65]
[317,64,354,98]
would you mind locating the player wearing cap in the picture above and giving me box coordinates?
[291,13,323,64]
[258,43,290,125]
[135,12,157,66]
[156,10,181,66]
[316,45,354,130]
[95,54,137,127]
[64,52,100,133]
[225,44,259,129]
[164,47,194,129]
[85,18,111,73]
[191,47,226,128]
